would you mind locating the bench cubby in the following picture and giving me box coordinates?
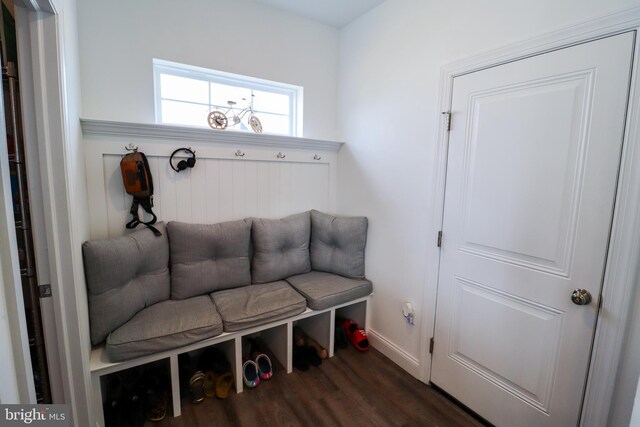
[90,295,370,426]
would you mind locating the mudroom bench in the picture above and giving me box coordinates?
[82,210,372,426]
[89,296,370,426]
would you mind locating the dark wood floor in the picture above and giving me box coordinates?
[146,345,485,427]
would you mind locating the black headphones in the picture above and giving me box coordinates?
[169,147,196,172]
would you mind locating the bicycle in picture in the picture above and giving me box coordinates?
[207,92,263,134]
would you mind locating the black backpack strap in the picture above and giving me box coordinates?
[126,196,161,236]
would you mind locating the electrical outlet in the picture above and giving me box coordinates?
[402,302,414,325]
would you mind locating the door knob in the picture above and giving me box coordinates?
[571,289,592,305]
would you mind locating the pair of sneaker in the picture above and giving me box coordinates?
[189,369,235,401]
[243,353,273,388]
[339,318,369,351]
[188,347,235,402]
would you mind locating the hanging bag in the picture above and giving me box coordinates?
[120,150,161,236]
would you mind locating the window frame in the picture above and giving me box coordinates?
[153,58,303,136]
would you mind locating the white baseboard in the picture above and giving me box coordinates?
[368,328,422,380]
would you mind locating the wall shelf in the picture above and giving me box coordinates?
[80,119,345,152]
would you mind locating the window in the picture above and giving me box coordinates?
[153,59,303,137]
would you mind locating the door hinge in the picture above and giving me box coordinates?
[429,337,435,354]
[38,284,52,298]
[598,294,603,311]
[442,112,451,131]
[437,231,443,247]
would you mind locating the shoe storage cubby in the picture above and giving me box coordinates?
[90,295,370,426]
[336,299,368,330]
[100,359,172,427]
[251,323,289,376]
[294,310,332,359]
[176,339,237,402]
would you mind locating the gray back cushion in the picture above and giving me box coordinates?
[310,210,368,278]
[82,222,170,345]
[168,220,251,299]
[251,212,311,283]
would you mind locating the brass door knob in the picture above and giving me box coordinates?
[571,289,592,305]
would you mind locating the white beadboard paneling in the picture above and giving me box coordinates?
[244,161,260,218]
[278,162,293,216]
[231,161,248,219]
[205,159,222,224]
[103,155,126,237]
[218,160,234,222]
[189,157,207,224]
[256,162,272,217]
[84,120,341,238]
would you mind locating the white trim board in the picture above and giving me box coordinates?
[80,119,343,152]
[14,3,65,404]
[23,4,94,426]
[420,6,640,427]
[367,329,421,379]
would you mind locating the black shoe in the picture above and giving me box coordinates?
[178,353,192,397]
[293,346,309,371]
[334,323,349,349]
[305,346,322,366]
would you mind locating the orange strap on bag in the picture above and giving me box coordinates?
[120,151,161,236]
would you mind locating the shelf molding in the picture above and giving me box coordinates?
[80,119,345,152]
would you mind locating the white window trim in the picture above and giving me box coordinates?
[153,59,303,137]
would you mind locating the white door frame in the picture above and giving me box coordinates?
[13,0,66,404]
[12,0,93,425]
[420,7,640,427]
[0,0,59,405]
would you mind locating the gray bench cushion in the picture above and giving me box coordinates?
[251,212,311,283]
[211,281,306,332]
[82,223,170,345]
[106,295,223,362]
[168,220,252,299]
[286,271,372,310]
[310,210,368,279]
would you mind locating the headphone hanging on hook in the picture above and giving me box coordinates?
[169,147,197,172]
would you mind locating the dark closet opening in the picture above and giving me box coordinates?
[1,1,51,404]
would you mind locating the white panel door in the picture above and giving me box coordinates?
[431,32,634,427]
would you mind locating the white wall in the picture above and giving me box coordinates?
[77,0,339,141]
[631,375,640,427]
[611,273,640,427]
[337,0,640,423]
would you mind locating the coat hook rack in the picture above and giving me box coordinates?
[125,143,138,152]
[276,152,286,159]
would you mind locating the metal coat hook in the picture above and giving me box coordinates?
[313,154,322,161]
[125,143,138,152]
[235,149,245,157]
[276,152,286,159]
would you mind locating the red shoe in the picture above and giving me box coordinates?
[341,319,369,351]
[253,353,273,380]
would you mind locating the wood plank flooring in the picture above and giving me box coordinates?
[146,345,485,427]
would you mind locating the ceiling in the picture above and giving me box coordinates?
[251,0,386,28]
